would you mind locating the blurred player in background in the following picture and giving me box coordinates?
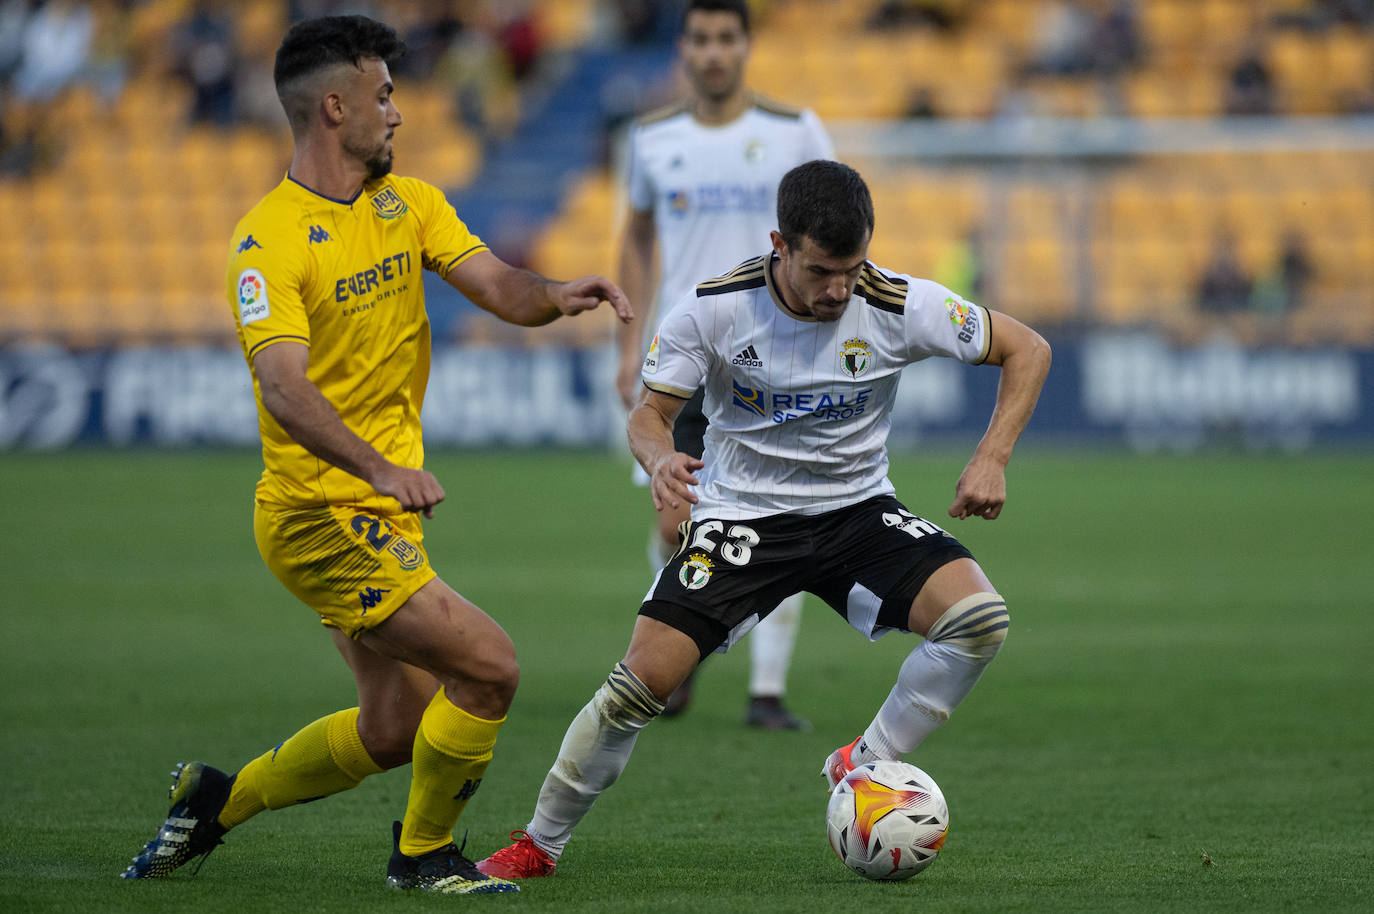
[120,14,631,896]
[478,160,1051,878]
[615,0,834,730]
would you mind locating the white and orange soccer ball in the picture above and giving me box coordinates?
[826,760,949,881]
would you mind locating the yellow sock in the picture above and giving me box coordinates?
[399,693,504,856]
[218,707,384,829]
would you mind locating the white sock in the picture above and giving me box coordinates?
[526,663,664,858]
[749,592,803,697]
[860,593,1009,760]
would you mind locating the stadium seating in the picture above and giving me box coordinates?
[3,0,1372,346]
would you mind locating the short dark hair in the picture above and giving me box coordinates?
[683,0,750,34]
[776,160,875,256]
[274,16,406,123]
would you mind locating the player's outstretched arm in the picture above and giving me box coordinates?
[445,250,633,328]
[615,206,658,410]
[949,311,1051,521]
[628,389,702,512]
[253,342,446,517]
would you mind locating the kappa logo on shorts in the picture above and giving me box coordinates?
[358,586,391,611]
[388,538,423,570]
[679,552,715,591]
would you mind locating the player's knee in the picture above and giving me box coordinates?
[591,662,665,733]
[925,592,1009,661]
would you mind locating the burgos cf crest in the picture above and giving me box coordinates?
[840,338,873,379]
[679,552,715,591]
[370,186,408,219]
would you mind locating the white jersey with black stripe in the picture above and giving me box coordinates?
[642,254,992,521]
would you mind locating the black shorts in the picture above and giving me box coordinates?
[671,388,708,458]
[640,495,974,659]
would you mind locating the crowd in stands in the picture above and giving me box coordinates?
[1,0,1371,346]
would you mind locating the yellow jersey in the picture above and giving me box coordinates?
[226,174,486,512]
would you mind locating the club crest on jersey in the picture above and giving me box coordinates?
[744,139,765,163]
[679,553,715,591]
[237,269,269,324]
[370,186,408,219]
[643,334,660,374]
[840,338,873,378]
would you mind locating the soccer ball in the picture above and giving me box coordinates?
[826,760,949,881]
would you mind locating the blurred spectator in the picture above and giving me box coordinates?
[392,0,464,81]
[498,5,542,81]
[9,0,93,102]
[904,85,939,118]
[0,0,33,83]
[1250,230,1314,315]
[2,0,94,175]
[435,11,518,141]
[609,0,663,45]
[1027,0,1095,75]
[865,0,962,32]
[172,1,238,126]
[1088,0,1140,75]
[1197,231,1253,314]
[84,0,131,104]
[1224,46,1276,115]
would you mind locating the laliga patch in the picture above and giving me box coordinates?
[238,269,270,324]
[642,334,660,374]
[945,296,973,326]
[945,296,979,344]
[679,552,715,591]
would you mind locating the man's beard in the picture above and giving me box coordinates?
[365,151,393,180]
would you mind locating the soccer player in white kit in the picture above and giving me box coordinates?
[615,0,834,729]
[477,161,1052,878]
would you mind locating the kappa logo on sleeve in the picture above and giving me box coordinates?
[238,269,270,324]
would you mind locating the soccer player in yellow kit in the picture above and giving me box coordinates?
[120,15,631,895]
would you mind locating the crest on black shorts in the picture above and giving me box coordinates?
[679,552,715,591]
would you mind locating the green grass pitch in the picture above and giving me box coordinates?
[1,448,1371,913]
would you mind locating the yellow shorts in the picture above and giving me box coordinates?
[254,502,436,639]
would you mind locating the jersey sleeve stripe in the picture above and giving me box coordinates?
[974,306,992,365]
[855,265,908,314]
[644,380,696,399]
[696,256,768,296]
[441,243,489,277]
[247,334,310,359]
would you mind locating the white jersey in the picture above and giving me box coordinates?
[642,254,992,521]
[626,94,833,322]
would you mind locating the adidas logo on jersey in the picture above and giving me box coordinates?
[732,345,764,368]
